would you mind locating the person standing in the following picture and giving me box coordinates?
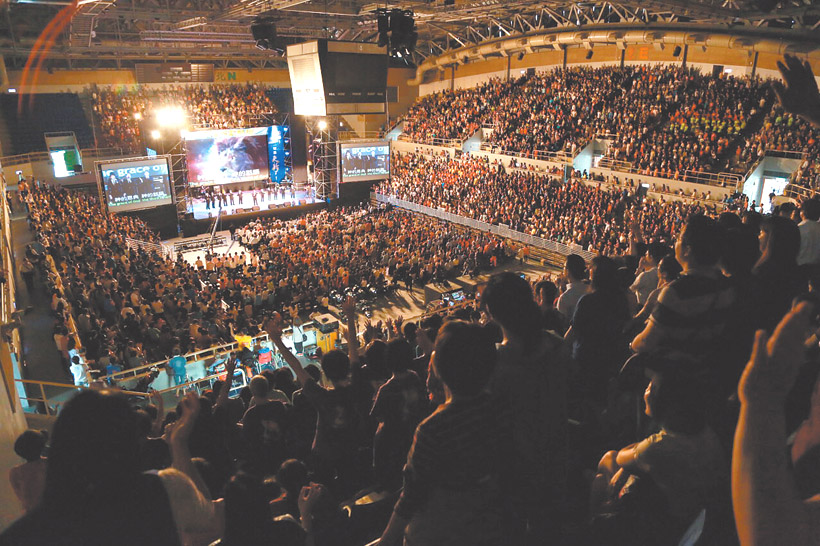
[20,258,35,294]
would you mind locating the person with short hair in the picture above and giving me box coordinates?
[632,215,736,361]
[557,254,589,321]
[631,243,669,306]
[797,198,820,271]
[377,320,515,546]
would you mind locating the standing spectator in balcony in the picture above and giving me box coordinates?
[20,258,35,294]
[169,349,188,387]
[566,256,630,408]
[557,254,589,321]
[753,215,803,333]
[8,430,48,514]
[482,273,569,543]
[631,215,735,363]
[377,321,514,546]
[535,279,568,335]
[796,198,820,277]
[631,243,668,306]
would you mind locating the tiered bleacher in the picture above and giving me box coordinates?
[0,93,94,155]
[90,83,278,153]
[5,56,820,546]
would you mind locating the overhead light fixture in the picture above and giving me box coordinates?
[673,45,682,57]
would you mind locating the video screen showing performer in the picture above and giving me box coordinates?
[186,129,270,186]
[340,143,390,182]
[101,158,173,212]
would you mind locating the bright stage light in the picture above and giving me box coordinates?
[318,120,328,131]
[155,107,186,128]
[150,129,162,140]
[134,112,142,120]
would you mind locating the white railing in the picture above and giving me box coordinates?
[125,237,172,260]
[477,143,573,164]
[105,332,272,384]
[0,147,124,167]
[596,158,742,188]
[396,134,465,148]
[373,192,597,261]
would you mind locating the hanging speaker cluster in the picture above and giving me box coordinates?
[251,17,283,54]
[376,9,417,58]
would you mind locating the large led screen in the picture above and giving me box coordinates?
[339,141,390,183]
[267,126,290,184]
[100,157,174,212]
[185,127,270,186]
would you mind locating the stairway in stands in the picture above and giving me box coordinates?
[78,90,102,149]
[0,100,12,157]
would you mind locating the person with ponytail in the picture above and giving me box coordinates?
[481,272,570,544]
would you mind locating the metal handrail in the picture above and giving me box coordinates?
[0,147,124,167]
[372,192,597,261]
[396,134,464,148]
[105,332,271,382]
[477,143,573,164]
[15,378,149,416]
[595,158,742,188]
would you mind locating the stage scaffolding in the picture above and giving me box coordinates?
[308,118,338,200]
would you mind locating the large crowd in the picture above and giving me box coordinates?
[24,186,506,375]
[401,65,773,175]
[91,83,277,153]
[5,55,820,546]
[380,151,723,254]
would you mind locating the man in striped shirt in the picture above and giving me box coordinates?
[632,215,736,363]
[377,321,516,546]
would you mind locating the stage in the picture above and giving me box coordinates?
[188,187,320,220]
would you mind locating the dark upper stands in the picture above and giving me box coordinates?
[0,93,94,155]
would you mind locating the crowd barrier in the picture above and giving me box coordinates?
[478,142,574,164]
[596,158,743,189]
[372,192,597,262]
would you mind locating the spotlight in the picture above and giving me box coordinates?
[134,112,142,120]
[672,45,682,57]
[156,107,186,127]
[318,120,328,131]
[150,130,161,140]
[586,50,594,60]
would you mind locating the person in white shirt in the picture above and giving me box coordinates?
[69,355,89,387]
[630,243,668,306]
[557,254,590,321]
[796,198,820,268]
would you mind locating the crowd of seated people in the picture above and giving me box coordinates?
[380,152,725,254]
[734,105,817,170]
[401,65,771,175]
[7,54,820,546]
[7,197,820,545]
[487,65,681,157]
[24,186,506,383]
[400,78,516,143]
[90,83,277,153]
[604,71,769,177]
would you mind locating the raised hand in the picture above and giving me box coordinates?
[773,54,820,127]
[263,312,283,342]
[739,302,814,407]
[341,295,356,317]
[169,392,201,448]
